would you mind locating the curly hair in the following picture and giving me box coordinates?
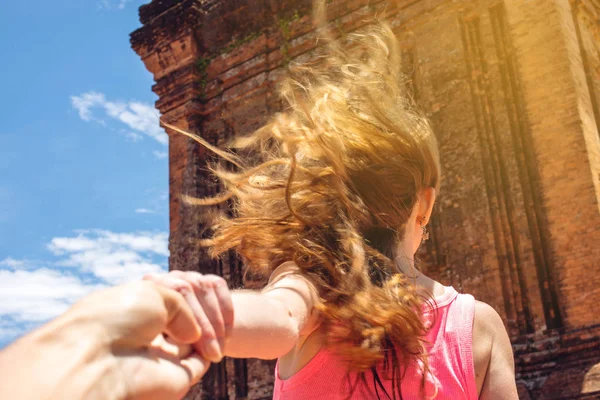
[165,13,440,397]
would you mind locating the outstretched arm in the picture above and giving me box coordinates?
[146,263,319,362]
[226,270,319,359]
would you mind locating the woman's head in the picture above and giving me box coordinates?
[172,18,440,387]
[232,21,439,258]
[286,25,440,266]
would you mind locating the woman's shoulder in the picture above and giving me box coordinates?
[472,301,499,359]
[472,300,513,396]
[473,301,505,334]
[267,261,302,284]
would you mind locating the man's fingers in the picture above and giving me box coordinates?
[180,352,211,387]
[120,351,208,400]
[147,270,233,362]
[149,334,194,359]
[152,282,201,344]
[170,271,229,362]
[149,273,222,362]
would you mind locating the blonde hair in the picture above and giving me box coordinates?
[166,15,440,391]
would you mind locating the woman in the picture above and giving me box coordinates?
[151,18,519,400]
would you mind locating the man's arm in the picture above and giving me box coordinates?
[0,282,208,400]
[0,308,116,400]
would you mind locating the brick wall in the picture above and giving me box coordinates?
[131,0,600,398]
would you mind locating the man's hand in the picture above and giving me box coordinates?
[0,281,210,400]
[144,271,234,363]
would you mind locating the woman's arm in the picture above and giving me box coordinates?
[473,301,519,400]
[225,270,319,359]
[147,263,320,362]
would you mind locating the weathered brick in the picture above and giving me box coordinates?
[131,0,600,398]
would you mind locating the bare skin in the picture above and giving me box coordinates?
[473,301,518,399]
[151,188,519,398]
[259,264,518,399]
[0,281,209,400]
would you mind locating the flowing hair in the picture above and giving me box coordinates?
[164,9,440,398]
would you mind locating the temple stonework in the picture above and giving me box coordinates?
[131,0,600,398]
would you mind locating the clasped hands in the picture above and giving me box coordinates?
[0,271,234,400]
[132,270,235,398]
[143,270,235,364]
[94,270,234,400]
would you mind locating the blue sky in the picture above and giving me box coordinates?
[0,0,169,347]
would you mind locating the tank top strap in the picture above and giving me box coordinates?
[448,291,477,400]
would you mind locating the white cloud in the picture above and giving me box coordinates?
[71,91,106,122]
[0,269,103,322]
[126,132,143,142]
[70,91,167,145]
[97,0,134,10]
[48,235,99,254]
[0,257,28,269]
[118,0,133,9]
[135,208,156,214]
[135,189,168,217]
[153,150,168,160]
[49,230,168,285]
[1,230,169,345]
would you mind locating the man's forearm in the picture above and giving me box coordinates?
[0,310,120,400]
[224,290,300,360]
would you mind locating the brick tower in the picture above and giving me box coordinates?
[131,0,600,398]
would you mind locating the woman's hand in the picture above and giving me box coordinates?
[144,271,234,363]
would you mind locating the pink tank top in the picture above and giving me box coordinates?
[273,286,477,399]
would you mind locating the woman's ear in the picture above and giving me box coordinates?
[418,187,436,224]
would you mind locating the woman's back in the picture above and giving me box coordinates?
[274,286,477,399]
